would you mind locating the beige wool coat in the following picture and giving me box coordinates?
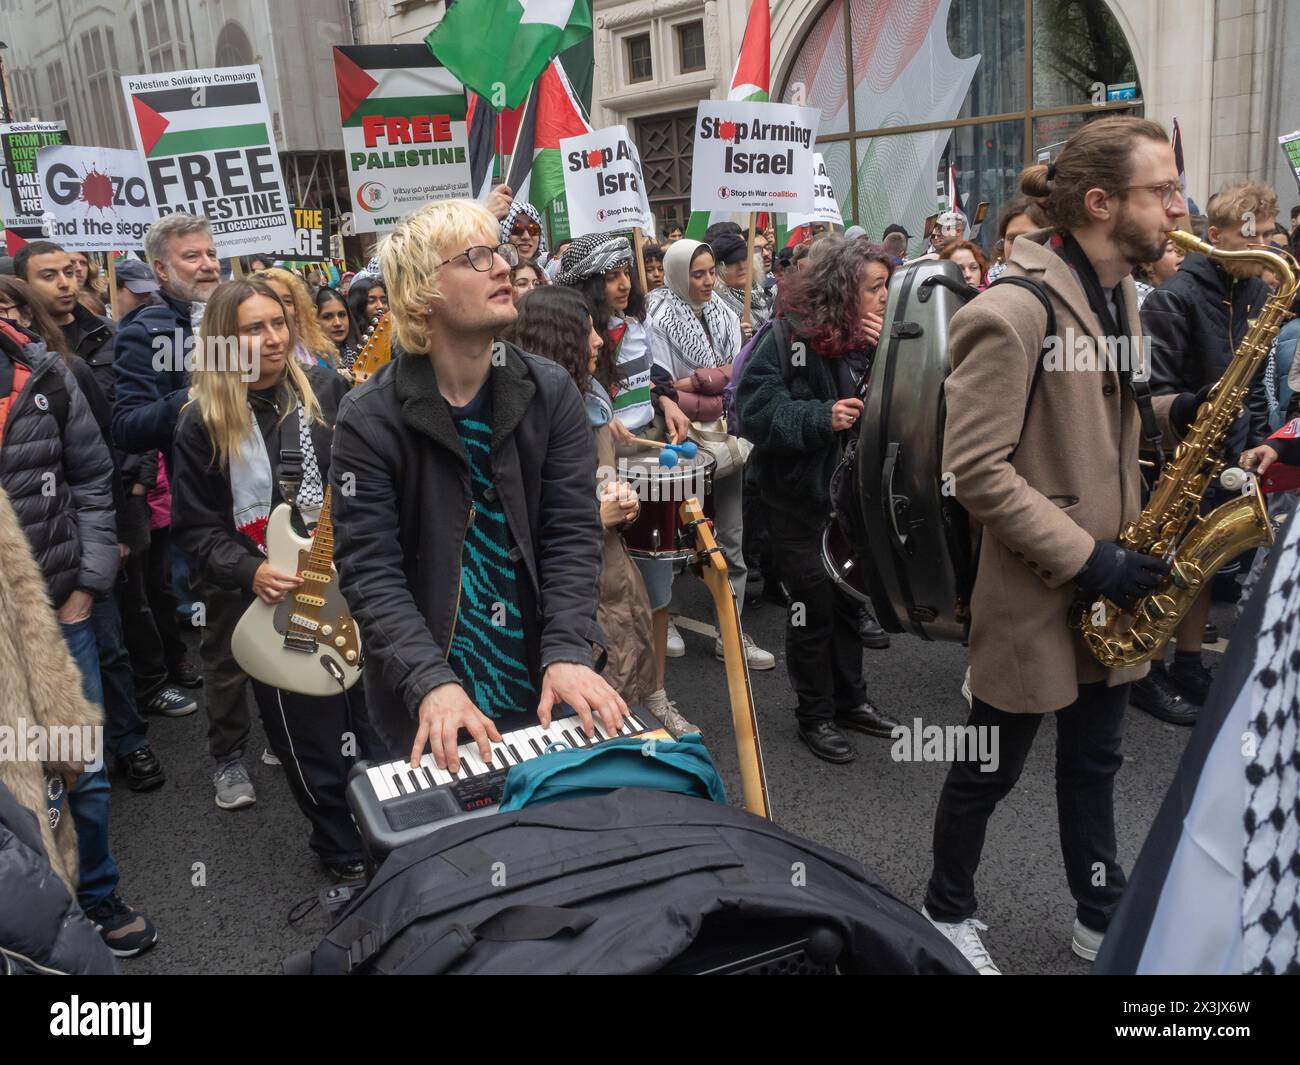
[943,231,1176,713]
[594,425,657,704]
[0,486,102,892]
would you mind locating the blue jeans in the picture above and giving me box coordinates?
[90,596,148,757]
[61,617,121,910]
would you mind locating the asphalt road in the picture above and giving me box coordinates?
[107,577,1234,975]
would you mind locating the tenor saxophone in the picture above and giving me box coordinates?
[1077,229,1298,667]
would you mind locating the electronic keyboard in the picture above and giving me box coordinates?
[347,705,668,865]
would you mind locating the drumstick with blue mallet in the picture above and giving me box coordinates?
[629,436,699,467]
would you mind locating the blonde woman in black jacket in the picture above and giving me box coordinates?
[172,278,381,880]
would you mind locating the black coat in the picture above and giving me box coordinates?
[1142,251,1272,454]
[62,302,116,404]
[0,325,116,605]
[110,288,194,468]
[171,365,348,592]
[330,345,604,750]
[0,779,117,975]
[736,320,860,527]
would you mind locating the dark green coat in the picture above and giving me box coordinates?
[736,322,857,526]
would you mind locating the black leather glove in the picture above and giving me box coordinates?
[1074,540,1171,610]
[1170,383,1213,436]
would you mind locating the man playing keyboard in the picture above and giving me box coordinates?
[331,200,629,774]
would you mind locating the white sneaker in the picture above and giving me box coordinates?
[645,689,700,738]
[922,907,1001,975]
[714,632,775,671]
[961,666,972,707]
[1071,918,1104,962]
[261,748,281,767]
[665,619,685,657]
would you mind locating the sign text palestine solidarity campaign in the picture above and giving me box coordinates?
[697,117,815,175]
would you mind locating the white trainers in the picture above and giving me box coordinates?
[665,619,685,657]
[645,689,700,738]
[922,907,1002,975]
[714,632,775,671]
[1071,918,1104,962]
[261,748,281,767]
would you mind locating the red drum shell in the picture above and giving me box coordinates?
[619,451,716,559]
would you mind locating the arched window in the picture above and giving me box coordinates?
[778,0,1142,255]
[215,21,254,68]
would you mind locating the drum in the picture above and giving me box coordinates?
[620,450,716,559]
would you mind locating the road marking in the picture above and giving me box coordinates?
[672,615,719,640]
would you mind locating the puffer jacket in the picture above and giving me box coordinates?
[1143,250,1272,456]
[0,779,117,974]
[0,322,116,605]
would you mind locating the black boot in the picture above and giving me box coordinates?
[117,746,166,791]
[797,721,855,763]
[1169,655,1216,706]
[1131,664,1198,725]
[835,699,902,738]
[858,611,891,650]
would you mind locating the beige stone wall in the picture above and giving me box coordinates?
[349,1,1295,207]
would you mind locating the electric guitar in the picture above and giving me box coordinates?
[230,314,393,696]
[680,497,771,818]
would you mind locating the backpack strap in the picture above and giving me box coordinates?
[988,276,1055,461]
[771,317,800,385]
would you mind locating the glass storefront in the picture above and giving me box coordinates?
[779,0,1142,257]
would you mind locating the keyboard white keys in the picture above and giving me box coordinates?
[366,764,394,801]
[460,747,489,776]
[423,755,453,786]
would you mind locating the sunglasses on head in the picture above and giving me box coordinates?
[511,221,541,238]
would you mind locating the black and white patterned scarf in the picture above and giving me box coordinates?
[230,402,323,550]
[500,201,549,258]
[555,232,630,287]
[714,278,773,328]
[1242,502,1300,974]
[647,287,739,370]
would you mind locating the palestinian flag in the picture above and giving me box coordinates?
[128,81,272,159]
[426,0,591,111]
[333,44,467,130]
[686,0,770,240]
[504,59,592,245]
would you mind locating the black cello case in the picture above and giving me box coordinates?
[855,258,978,642]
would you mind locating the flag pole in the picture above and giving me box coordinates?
[631,226,648,293]
[107,251,117,321]
[741,211,757,328]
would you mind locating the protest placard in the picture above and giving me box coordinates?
[1,121,68,227]
[269,206,334,260]
[1279,131,1300,195]
[560,125,651,238]
[121,65,295,256]
[786,153,843,229]
[36,145,156,251]
[333,44,472,233]
[690,101,820,214]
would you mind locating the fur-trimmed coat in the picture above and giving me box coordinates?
[0,485,101,893]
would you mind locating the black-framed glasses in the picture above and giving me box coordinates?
[448,243,519,271]
[510,221,541,238]
[1116,181,1181,209]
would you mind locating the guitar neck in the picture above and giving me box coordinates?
[305,486,335,573]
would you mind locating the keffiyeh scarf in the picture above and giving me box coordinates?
[230,400,324,550]
[555,232,631,287]
[647,288,740,371]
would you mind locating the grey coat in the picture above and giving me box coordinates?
[0,328,116,605]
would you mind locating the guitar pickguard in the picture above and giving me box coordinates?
[266,549,362,664]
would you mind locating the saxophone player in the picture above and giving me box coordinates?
[1141,182,1278,717]
[921,117,1188,973]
